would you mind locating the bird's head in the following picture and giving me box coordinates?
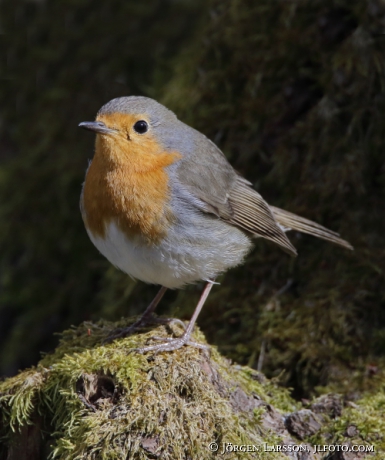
[79,96,181,170]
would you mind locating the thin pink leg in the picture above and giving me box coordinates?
[135,286,168,322]
[137,281,215,354]
[105,286,168,342]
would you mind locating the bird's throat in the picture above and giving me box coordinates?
[82,136,181,243]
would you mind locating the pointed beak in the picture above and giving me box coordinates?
[78,121,117,135]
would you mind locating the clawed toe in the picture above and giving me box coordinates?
[151,335,175,342]
[186,340,208,350]
[137,337,187,353]
[168,319,187,330]
[135,334,208,354]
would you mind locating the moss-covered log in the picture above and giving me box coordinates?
[0,320,383,459]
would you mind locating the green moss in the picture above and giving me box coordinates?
[309,388,385,459]
[0,369,47,431]
[3,321,385,458]
[1,321,301,459]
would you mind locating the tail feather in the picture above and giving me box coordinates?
[270,206,353,250]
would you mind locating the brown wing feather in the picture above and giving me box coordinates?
[226,179,298,256]
[270,206,353,250]
[175,136,298,256]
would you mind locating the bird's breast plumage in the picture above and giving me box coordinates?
[81,129,181,245]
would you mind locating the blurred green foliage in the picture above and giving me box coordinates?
[0,0,384,400]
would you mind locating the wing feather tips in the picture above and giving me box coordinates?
[228,183,298,257]
[270,206,353,250]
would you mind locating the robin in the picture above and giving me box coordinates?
[79,96,352,353]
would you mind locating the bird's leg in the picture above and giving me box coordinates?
[137,281,215,353]
[104,286,168,342]
[133,286,168,325]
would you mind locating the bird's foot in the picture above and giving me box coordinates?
[136,320,209,353]
[136,335,208,353]
[103,314,172,344]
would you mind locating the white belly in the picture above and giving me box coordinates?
[86,212,252,289]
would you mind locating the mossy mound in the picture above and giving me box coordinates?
[1,320,384,459]
[0,321,296,459]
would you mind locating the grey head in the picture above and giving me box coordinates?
[97,96,178,125]
[110,96,199,153]
[79,96,195,153]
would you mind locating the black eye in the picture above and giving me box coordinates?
[133,120,148,134]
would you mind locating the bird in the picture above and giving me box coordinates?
[78,96,352,353]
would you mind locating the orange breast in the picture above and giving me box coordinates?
[82,121,181,244]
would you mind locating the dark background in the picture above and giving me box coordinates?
[1,0,384,399]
